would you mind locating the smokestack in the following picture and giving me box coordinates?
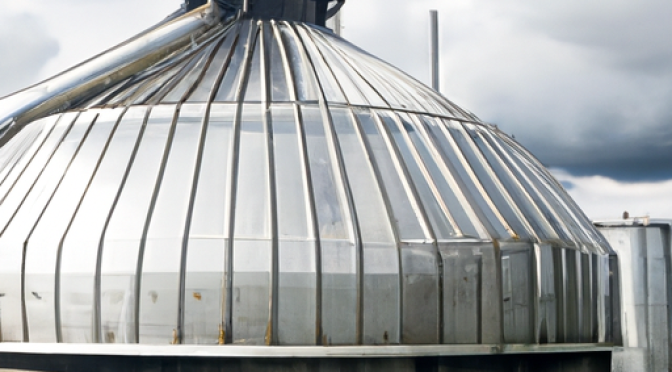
[430,9,440,92]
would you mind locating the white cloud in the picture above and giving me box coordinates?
[342,0,672,179]
[0,0,182,91]
[552,168,672,220]
[0,12,59,97]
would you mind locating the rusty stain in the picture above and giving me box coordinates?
[218,324,225,345]
[463,277,468,282]
[322,335,328,346]
[193,292,202,301]
[265,320,272,345]
[383,331,389,344]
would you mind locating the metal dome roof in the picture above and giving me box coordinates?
[0,3,613,348]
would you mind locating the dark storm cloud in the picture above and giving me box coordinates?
[488,0,672,181]
[516,1,672,75]
[0,13,60,97]
[523,121,672,182]
[343,0,672,182]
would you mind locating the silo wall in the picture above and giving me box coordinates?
[596,220,672,372]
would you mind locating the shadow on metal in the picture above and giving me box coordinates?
[0,352,612,372]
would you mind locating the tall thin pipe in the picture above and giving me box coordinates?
[333,11,342,36]
[430,10,439,92]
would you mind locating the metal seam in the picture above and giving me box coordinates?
[419,117,498,240]
[473,128,556,243]
[0,128,44,187]
[94,106,152,343]
[454,122,535,240]
[133,104,183,343]
[174,25,235,345]
[483,131,580,247]
[223,19,258,344]
[22,112,93,342]
[0,120,59,206]
[54,108,128,343]
[259,21,280,346]
[275,20,323,345]
[349,108,403,344]
[297,23,365,345]
[372,110,441,343]
[0,114,77,236]
[292,22,364,345]
[14,113,81,341]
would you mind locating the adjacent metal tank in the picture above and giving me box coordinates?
[596,218,672,372]
[0,1,616,370]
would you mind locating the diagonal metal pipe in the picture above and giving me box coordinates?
[0,1,222,145]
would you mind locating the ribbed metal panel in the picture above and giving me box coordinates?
[0,18,613,347]
[596,220,672,372]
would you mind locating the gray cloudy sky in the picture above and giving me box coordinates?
[0,0,670,219]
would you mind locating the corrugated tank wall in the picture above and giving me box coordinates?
[596,220,672,372]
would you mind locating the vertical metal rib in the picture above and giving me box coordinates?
[150,25,234,105]
[454,121,536,240]
[419,117,490,238]
[436,120,514,239]
[314,33,391,109]
[349,109,405,343]
[176,31,231,345]
[499,135,603,250]
[120,58,194,106]
[373,110,440,343]
[156,49,213,104]
[402,114,463,237]
[0,115,77,236]
[259,22,280,345]
[293,23,364,344]
[13,114,78,341]
[20,241,29,342]
[175,107,209,344]
[294,101,324,345]
[177,37,228,104]
[54,108,127,344]
[469,126,554,241]
[21,113,93,342]
[483,130,579,246]
[191,26,242,345]
[393,112,446,343]
[223,19,258,343]
[190,25,244,103]
[0,125,51,190]
[275,21,324,345]
[297,24,365,343]
[133,106,182,342]
[0,122,59,207]
[94,107,152,343]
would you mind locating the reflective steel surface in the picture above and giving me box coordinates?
[596,219,672,372]
[0,6,614,350]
